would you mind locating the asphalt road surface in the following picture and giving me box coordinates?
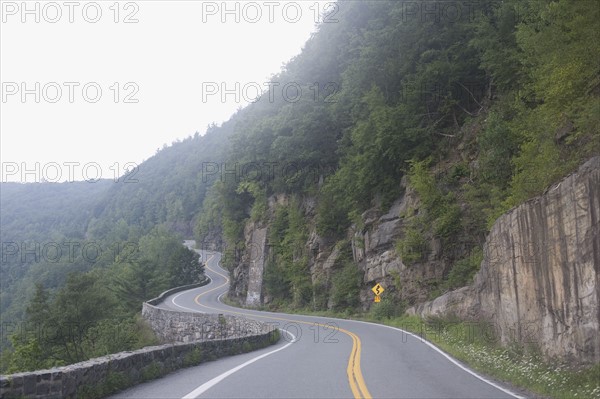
[111,243,525,399]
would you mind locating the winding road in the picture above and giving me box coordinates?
[111,244,525,399]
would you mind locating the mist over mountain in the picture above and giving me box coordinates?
[1,1,598,389]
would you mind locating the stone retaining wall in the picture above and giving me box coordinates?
[145,278,210,306]
[1,278,279,398]
[142,302,270,343]
[0,331,278,399]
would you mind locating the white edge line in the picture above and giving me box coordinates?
[205,254,523,399]
[170,290,205,313]
[168,248,213,313]
[368,322,525,399]
[208,259,523,399]
[181,330,295,399]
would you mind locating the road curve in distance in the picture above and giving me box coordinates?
[112,245,523,399]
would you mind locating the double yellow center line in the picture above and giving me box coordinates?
[345,328,371,399]
[193,254,372,399]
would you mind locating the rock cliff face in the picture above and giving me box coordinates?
[229,194,339,307]
[230,177,459,309]
[229,157,599,363]
[352,173,489,310]
[230,221,268,305]
[351,177,454,307]
[409,156,600,364]
[244,224,268,306]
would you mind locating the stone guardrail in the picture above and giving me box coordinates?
[141,276,272,344]
[142,302,271,343]
[1,278,279,398]
[145,276,211,306]
[0,332,279,399]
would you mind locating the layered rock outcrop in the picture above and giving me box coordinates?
[409,156,600,364]
[230,221,269,305]
[228,155,599,364]
[351,177,449,306]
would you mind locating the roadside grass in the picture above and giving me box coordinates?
[223,296,599,399]
[382,315,600,399]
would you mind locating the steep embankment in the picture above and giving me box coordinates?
[229,156,600,365]
[409,156,600,364]
[200,0,599,367]
[229,177,453,310]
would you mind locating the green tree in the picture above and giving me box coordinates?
[112,260,169,312]
[167,246,204,287]
[49,272,113,363]
[331,261,361,311]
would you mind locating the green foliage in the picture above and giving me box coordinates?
[389,271,402,291]
[1,156,209,369]
[369,296,405,320]
[470,0,525,92]
[500,0,600,206]
[263,260,291,304]
[6,335,59,374]
[83,318,155,358]
[4,0,600,375]
[108,226,204,311]
[462,180,505,233]
[212,0,598,317]
[434,196,462,238]
[407,160,439,210]
[111,260,168,311]
[215,180,250,271]
[131,315,161,348]
[406,159,463,240]
[2,224,194,372]
[0,181,113,244]
[396,218,429,265]
[446,162,470,184]
[49,272,114,363]
[241,341,253,353]
[445,248,483,290]
[166,245,204,287]
[77,371,131,399]
[507,127,567,206]
[264,198,312,308]
[236,181,267,222]
[194,186,222,246]
[311,277,329,311]
[332,87,413,211]
[141,361,164,381]
[315,174,352,237]
[478,109,520,189]
[330,260,361,311]
[269,328,281,344]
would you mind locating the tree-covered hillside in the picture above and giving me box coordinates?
[197,0,599,308]
[1,0,598,375]
[0,124,233,370]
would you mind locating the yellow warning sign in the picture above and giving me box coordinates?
[374,295,381,303]
[372,283,385,296]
